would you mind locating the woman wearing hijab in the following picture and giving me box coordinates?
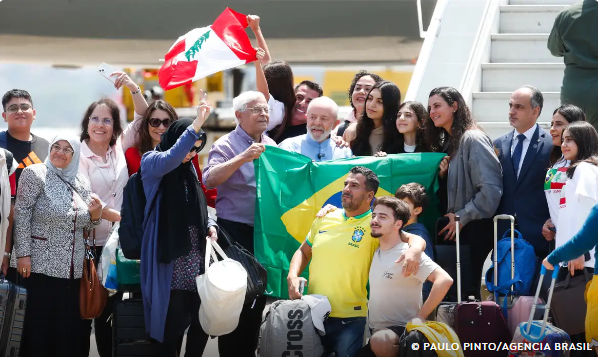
[12,135,102,357]
[140,90,216,356]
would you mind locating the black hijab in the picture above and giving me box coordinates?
[155,118,208,263]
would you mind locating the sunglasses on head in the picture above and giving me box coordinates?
[149,118,172,128]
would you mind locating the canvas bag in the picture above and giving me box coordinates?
[196,238,247,336]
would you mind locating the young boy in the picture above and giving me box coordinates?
[395,183,434,301]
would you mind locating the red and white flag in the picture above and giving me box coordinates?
[159,8,257,91]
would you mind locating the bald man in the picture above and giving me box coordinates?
[278,96,352,161]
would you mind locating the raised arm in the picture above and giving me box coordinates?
[142,91,211,179]
[114,71,149,152]
[247,15,271,65]
[254,48,270,102]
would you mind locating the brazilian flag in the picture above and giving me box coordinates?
[254,147,446,299]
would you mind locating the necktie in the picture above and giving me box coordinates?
[512,133,526,177]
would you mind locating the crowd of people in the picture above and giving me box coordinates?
[0,11,597,357]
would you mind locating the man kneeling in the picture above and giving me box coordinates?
[359,197,453,357]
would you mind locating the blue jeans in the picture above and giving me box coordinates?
[321,317,367,357]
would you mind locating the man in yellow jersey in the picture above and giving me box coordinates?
[287,166,427,357]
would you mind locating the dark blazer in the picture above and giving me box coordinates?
[493,124,553,258]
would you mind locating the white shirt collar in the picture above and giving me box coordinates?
[80,140,113,159]
[513,124,537,142]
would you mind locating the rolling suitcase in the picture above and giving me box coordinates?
[113,298,161,356]
[509,265,571,357]
[435,216,511,357]
[486,215,545,336]
[434,217,473,302]
[0,276,26,357]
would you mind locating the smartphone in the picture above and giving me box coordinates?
[299,280,306,295]
[98,62,119,83]
[435,217,450,244]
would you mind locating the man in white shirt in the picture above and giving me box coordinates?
[359,197,453,357]
[278,96,353,161]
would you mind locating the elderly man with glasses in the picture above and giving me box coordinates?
[203,90,275,357]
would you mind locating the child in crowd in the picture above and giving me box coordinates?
[555,121,598,276]
[247,15,297,142]
[544,203,598,354]
[395,183,434,301]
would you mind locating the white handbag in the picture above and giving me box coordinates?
[196,238,247,336]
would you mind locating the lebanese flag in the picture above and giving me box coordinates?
[159,8,257,90]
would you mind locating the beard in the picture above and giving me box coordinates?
[307,126,332,142]
[341,194,364,212]
[370,230,383,238]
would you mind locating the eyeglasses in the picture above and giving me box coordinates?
[89,116,114,126]
[189,145,202,154]
[5,103,32,114]
[51,144,74,155]
[245,106,269,115]
[149,118,172,128]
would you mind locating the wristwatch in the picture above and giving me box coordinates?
[92,218,102,226]
[3,252,10,258]
[130,86,141,95]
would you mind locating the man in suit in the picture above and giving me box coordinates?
[494,85,553,259]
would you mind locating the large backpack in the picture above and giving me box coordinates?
[259,299,324,357]
[485,229,537,299]
[118,168,157,260]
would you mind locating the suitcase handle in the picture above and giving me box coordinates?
[455,215,461,304]
[493,215,516,301]
[524,265,559,338]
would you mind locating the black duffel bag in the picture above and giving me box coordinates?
[219,227,268,305]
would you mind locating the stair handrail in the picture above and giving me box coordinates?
[459,0,503,105]
[405,0,449,102]
[416,0,428,38]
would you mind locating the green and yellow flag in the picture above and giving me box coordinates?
[254,147,445,298]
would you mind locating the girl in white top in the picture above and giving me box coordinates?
[247,15,293,139]
[543,105,586,243]
[557,121,598,273]
[78,72,148,357]
[394,101,429,154]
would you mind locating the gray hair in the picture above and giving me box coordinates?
[521,85,544,116]
[307,96,339,120]
[232,91,266,125]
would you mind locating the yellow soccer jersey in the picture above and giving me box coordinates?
[306,209,379,318]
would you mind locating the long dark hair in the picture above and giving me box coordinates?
[397,101,429,151]
[350,81,401,156]
[424,87,478,157]
[80,98,123,147]
[136,100,179,154]
[263,61,295,141]
[549,104,586,166]
[564,121,598,178]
